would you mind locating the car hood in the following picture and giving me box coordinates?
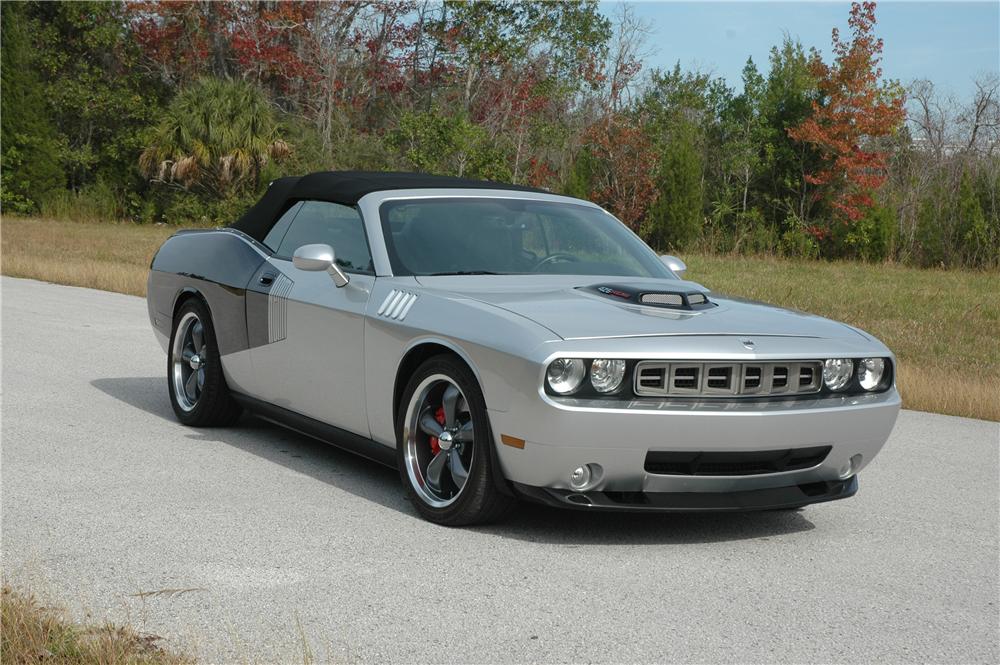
[414,275,865,341]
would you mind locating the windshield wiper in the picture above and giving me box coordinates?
[427,270,503,276]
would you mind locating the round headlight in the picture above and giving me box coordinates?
[546,358,586,394]
[823,358,854,391]
[590,358,626,393]
[858,357,886,390]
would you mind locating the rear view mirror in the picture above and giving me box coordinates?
[293,244,349,287]
[659,254,687,277]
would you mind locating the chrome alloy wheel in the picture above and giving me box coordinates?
[171,311,207,412]
[404,374,476,508]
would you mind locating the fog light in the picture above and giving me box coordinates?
[839,454,864,479]
[570,465,592,490]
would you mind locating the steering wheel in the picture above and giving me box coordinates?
[532,253,580,271]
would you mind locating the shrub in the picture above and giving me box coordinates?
[38,181,121,223]
[844,204,896,261]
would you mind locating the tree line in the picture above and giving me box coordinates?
[2,1,997,268]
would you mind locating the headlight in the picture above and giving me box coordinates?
[546,358,586,394]
[590,359,626,393]
[823,358,854,391]
[858,357,886,390]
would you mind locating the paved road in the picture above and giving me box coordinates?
[2,276,998,664]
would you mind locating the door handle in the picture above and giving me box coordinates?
[259,273,275,286]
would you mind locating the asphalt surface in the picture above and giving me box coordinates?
[2,276,998,664]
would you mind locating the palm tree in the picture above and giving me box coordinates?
[140,78,291,196]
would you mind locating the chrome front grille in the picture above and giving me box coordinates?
[634,360,823,398]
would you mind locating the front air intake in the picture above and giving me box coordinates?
[644,446,832,476]
[639,292,684,306]
[582,284,715,310]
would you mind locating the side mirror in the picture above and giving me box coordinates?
[292,243,349,287]
[659,254,687,277]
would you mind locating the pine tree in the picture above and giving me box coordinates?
[956,170,988,267]
[647,121,703,250]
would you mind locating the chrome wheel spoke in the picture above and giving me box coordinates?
[185,371,198,400]
[449,450,469,486]
[182,348,195,363]
[441,384,460,428]
[454,420,474,443]
[192,322,205,354]
[426,450,447,493]
[419,410,444,437]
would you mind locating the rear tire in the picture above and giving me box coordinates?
[167,298,242,427]
[396,355,515,526]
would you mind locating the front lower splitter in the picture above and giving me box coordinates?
[512,476,858,512]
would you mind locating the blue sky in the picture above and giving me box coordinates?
[601,1,1000,101]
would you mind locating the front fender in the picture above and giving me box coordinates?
[363,282,556,447]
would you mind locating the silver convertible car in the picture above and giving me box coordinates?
[147,171,900,525]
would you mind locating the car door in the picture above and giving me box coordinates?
[246,200,376,437]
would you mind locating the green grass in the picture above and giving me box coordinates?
[2,217,997,420]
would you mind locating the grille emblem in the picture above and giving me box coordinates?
[741,339,755,350]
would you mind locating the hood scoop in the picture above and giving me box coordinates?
[581,283,716,311]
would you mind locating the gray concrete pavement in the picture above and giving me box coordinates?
[2,276,998,664]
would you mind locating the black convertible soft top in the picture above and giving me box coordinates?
[230,171,545,243]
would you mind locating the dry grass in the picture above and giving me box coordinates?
[0,585,192,665]
[1,217,997,420]
[0,217,198,297]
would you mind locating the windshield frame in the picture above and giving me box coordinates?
[376,195,674,279]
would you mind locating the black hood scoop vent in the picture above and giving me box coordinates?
[581,284,716,311]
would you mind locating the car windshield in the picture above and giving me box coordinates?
[379,197,674,278]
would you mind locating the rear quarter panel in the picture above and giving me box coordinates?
[147,230,267,357]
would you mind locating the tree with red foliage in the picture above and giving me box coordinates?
[565,5,657,230]
[787,1,905,234]
[584,116,658,231]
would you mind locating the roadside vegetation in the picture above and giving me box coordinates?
[2,1,997,270]
[0,585,192,665]
[2,216,996,421]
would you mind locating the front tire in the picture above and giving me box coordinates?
[396,355,515,526]
[167,298,242,427]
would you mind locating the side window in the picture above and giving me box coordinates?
[262,201,303,251]
[276,201,374,274]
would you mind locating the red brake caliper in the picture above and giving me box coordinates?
[428,406,446,454]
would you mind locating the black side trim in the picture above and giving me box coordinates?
[511,476,858,512]
[232,393,396,468]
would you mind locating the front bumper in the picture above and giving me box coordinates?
[490,388,900,510]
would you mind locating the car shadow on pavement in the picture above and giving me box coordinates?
[92,376,817,545]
